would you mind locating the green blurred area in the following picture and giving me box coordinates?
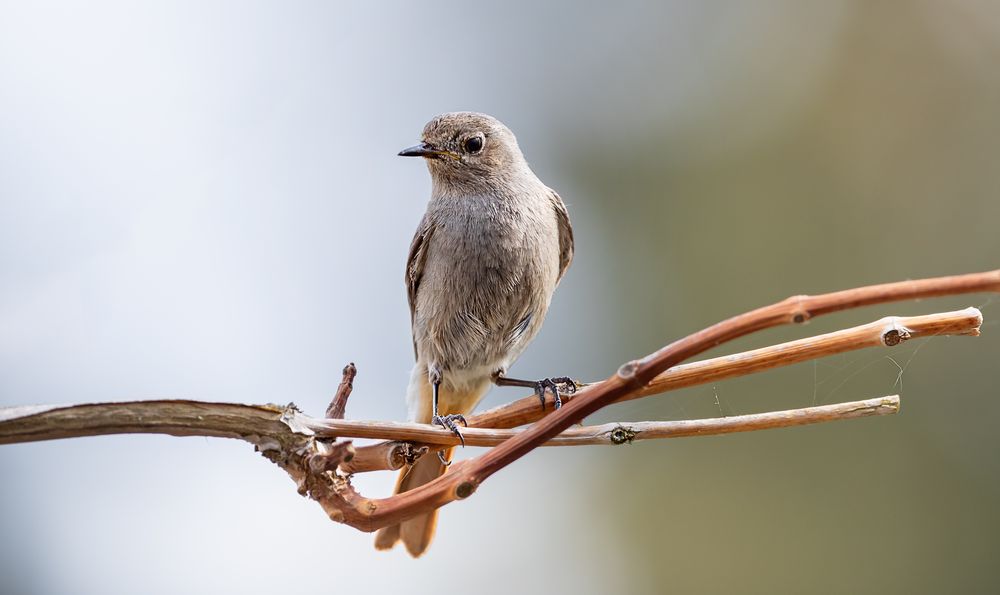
[561,3,1000,592]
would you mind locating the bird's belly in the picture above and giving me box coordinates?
[415,246,553,377]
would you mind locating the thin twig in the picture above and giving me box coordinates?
[0,395,899,448]
[468,307,981,429]
[308,395,900,445]
[325,363,357,420]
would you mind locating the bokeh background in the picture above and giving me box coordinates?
[2,2,999,593]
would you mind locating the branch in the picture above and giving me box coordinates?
[325,363,357,420]
[308,395,901,446]
[0,395,900,448]
[466,307,982,430]
[0,401,291,444]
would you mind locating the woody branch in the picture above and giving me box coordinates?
[0,269,997,532]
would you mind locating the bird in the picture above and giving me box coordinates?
[374,112,574,557]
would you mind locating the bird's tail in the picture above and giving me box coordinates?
[373,446,453,556]
[374,365,489,556]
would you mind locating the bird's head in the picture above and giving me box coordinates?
[399,112,529,191]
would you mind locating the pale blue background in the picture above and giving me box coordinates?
[2,2,999,594]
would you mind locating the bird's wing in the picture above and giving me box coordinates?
[405,214,435,360]
[549,190,574,284]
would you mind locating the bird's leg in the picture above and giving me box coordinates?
[492,370,578,410]
[429,365,468,448]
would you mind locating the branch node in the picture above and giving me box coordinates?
[455,481,477,499]
[882,327,912,347]
[401,443,429,466]
[309,440,355,473]
[609,425,637,445]
[789,295,811,324]
[617,360,640,380]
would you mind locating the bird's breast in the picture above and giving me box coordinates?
[413,194,560,372]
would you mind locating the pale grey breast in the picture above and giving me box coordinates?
[412,190,561,376]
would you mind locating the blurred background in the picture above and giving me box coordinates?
[1,1,999,593]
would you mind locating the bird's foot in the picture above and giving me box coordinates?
[534,377,577,410]
[432,414,468,447]
[493,372,580,411]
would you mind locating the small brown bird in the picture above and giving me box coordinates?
[374,112,574,556]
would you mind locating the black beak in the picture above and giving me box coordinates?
[398,142,457,159]
[398,142,438,157]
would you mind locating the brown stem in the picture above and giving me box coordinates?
[314,395,901,446]
[0,395,899,448]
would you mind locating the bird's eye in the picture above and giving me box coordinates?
[463,135,484,154]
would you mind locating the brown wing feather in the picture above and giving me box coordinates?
[405,215,435,360]
[549,190,574,283]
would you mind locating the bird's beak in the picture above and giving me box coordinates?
[398,142,457,159]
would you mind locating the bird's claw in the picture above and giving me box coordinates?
[433,414,468,447]
[535,377,577,411]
